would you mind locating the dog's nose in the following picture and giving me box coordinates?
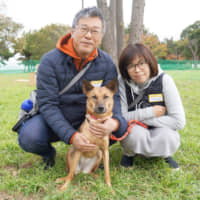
[96,104,105,113]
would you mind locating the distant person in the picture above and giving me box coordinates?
[35,64,39,72]
[118,43,186,169]
[17,7,127,169]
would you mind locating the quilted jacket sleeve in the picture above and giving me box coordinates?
[37,51,76,144]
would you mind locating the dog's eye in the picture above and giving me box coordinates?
[104,95,109,99]
[92,95,97,99]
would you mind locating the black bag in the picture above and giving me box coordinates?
[12,113,36,132]
[12,90,38,132]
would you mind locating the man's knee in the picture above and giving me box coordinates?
[18,126,41,153]
[18,115,47,153]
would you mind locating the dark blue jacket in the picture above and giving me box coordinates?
[37,48,127,144]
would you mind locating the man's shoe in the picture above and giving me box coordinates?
[120,155,134,167]
[165,157,179,169]
[43,149,56,170]
[43,156,55,170]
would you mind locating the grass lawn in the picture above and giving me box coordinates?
[0,71,200,200]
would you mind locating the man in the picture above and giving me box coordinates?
[18,7,127,169]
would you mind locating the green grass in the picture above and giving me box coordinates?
[0,71,200,200]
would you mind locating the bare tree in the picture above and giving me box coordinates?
[116,0,125,59]
[82,0,84,8]
[128,0,145,44]
[97,0,118,65]
[97,0,145,66]
[188,39,199,61]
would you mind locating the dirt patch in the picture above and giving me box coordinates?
[2,165,18,177]
[21,162,34,169]
[0,191,38,200]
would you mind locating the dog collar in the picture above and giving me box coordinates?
[90,115,98,120]
[86,114,107,123]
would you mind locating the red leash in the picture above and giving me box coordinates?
[110,119,148,141]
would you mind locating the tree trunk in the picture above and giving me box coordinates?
[109,0,118,64]
[188,39,199,67]
[128,0,145,44]
[97,0,118,65]
[97,0,145,65]
[82,0,84,8]
[116,0,125,59]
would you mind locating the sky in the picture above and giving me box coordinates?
[2,0,200,41]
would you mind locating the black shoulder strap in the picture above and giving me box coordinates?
[125,82,145,110]
[58,61,92,96]
[127,72,165,110]
[128,90,145,110]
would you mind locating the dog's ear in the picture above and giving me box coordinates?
[105,78,118,94]
[82,80,94,94]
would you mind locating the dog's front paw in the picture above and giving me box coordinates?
[111,189,115,195]
[56,177,67,183]
[56,182,69,192]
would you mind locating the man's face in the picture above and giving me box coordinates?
[71,17,103,59]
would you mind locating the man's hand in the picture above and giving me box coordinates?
[153,105,166,117]
[89,117,118,138]
[72,132,97,152]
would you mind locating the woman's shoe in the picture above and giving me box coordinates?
[165,157,179,170]
[120,155,134,167]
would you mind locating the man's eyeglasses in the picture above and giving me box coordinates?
[76,25,102,38]
[127,60,148,71]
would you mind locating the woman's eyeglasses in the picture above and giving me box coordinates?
[127,60,148,71]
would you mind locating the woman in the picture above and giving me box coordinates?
[118,43,186,169]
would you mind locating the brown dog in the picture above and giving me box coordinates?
[56,79,118,191]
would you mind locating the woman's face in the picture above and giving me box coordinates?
[127,56,151,84]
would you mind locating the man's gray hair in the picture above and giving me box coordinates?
[72,7,106,33]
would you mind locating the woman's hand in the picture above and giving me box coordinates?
[89,117,118,138]
[153,105,166,117]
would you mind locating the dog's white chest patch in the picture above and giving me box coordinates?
[75,156,98,174]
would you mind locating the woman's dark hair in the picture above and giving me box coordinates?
[119,43,158,81]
